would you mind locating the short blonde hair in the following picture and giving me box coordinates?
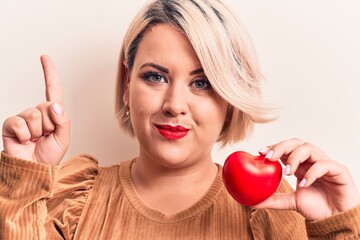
[115,0,275,147]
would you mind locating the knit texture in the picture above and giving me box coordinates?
[1,151,359,239]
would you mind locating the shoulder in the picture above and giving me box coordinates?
[59,154,99,176]
[48,156,130,214]
[54,154,99,188]
[49,154,100,199]
[57,155,133,185]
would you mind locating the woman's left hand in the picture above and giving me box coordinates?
[253,138,360,221]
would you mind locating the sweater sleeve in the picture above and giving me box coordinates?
[305,203,360,239]
[45,154,98,239]
[0,152,99,240]
[0,151,57,240]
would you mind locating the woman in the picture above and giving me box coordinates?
[1,0,359,239]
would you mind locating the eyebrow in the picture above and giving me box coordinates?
[140,63,169,73]
[140,62,204,76]
[189,68,204,75]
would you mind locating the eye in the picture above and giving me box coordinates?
[143,71,166,83]
[190,79,212,90]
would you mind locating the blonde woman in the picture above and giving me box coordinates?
[1,0,359,239]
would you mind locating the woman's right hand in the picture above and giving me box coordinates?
[2,55,70,165]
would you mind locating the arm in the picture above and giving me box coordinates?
[1,55,71,239]
[45,154,99,239]
[306,204,360,239]
[0,152,99,240]
[0,152,56,240]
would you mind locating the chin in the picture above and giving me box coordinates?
[159,152,192,168]
[138,131,210,168]
[147,145,195,169]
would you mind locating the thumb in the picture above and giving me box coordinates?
[251,193,296,211]
[52,102,63,116]
[49,102,70,149]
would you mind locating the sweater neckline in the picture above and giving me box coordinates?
[119,159,224,223]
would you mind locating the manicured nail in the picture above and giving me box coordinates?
[258,147,269,154]
[265,150,274,159]
[284,164,291,175]
[299,178,307,187]
[53,102,62,116]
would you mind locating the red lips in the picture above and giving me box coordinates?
[155,124,190,140]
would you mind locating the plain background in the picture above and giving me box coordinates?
[0,0,359,189]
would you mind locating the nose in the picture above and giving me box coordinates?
[162,82,189,117]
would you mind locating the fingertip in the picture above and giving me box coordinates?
[265,150,274,159]
[30,137,39,142]
[298,178,307,188]
[22,140,31,145]
[52,102,63,116]
[40,54,55,69]
[284,164,291,175]
[43,132,51,137]
[40,54,48,63]
[258,146,269,155]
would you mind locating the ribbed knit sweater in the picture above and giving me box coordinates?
[0,152,359,239]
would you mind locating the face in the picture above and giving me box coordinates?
[124,23,228,168]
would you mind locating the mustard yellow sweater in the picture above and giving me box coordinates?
[0,152,359,239]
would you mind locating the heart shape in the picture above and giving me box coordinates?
[222,151,282,206]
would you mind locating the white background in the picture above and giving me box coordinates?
[1,0,359,189]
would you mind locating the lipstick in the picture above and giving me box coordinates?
[155,125,190,140]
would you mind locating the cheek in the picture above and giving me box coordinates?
[193,97,228,133]
[128,81,162,125]
[129,79,149,109]
[129,89,149,117]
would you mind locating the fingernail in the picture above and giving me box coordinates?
[258,147,269,154]
[53,102,62,116]
[43,132,50,137]
[299,178,307,188]
[284,164,291,175]
[265,150,274,159]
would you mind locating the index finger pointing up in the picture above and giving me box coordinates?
[40,54,63,105]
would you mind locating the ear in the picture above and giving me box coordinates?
[122,60,130,104]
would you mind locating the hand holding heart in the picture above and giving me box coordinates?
[223,138,360,221]
[2,55,70,165]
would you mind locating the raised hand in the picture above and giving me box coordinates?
[2,55,70,165]
[254,138,360,220]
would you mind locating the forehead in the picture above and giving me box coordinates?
[141,23,192,50]
[134,23,201,69]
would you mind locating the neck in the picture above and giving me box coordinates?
[130,153,218,215]
[132,151,217,184]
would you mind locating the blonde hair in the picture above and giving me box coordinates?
[115,0,275,147]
